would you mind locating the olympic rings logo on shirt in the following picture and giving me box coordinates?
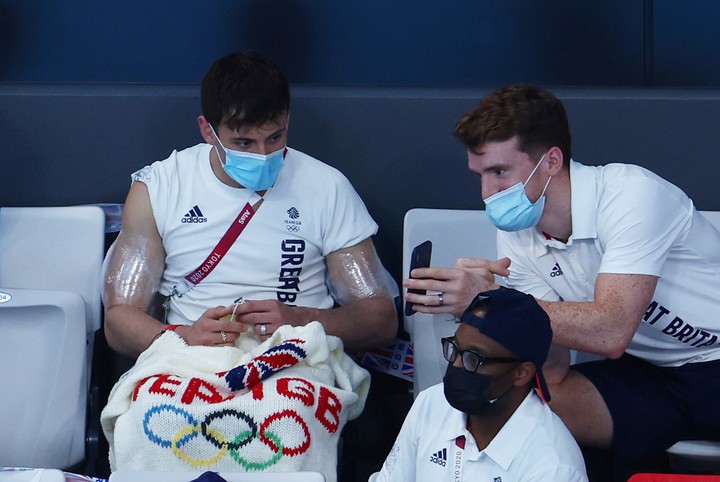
[143,404,312,469]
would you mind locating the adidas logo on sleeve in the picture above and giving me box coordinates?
[181,205,207,224]
[430,447,447,466]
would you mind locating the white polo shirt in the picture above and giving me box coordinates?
[375,384,587,482]
[497,161,720,366]
[133,144,378,325]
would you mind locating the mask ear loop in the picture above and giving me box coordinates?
[524,153,552,201]
[523,153,547,185]
[208,123,228,167]
[539,175,552,197]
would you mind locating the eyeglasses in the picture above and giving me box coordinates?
[441,337,521,373]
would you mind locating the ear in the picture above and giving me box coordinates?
[512,361,538,388]
[198,115,216,144]
[545,146,564,176]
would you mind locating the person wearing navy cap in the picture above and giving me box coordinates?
[375,288,588,482]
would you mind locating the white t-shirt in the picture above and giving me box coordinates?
[498,161,720,366]
[375,384,587,482]
[132,144,378,325]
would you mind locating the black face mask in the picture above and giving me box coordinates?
[443,364,515,415]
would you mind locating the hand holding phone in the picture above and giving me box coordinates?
[404,240,432,316]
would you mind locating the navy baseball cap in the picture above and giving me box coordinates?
[459,288,553,402]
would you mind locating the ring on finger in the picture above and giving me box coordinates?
[437,292,444,307]
[259,324,267,336]
[220,330,228,343]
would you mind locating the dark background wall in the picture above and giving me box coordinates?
[3,3,720,479]
[3,0,720,87]
[2,0,720,282]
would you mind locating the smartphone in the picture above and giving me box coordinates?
[404,240,433,316]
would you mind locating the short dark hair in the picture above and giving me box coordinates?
[453,83,572,167]
[201,52,290,131]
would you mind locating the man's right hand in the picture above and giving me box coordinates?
[403,257,511,317]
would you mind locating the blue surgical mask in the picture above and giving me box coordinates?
[210,125,285,191]
[484,154,552,231]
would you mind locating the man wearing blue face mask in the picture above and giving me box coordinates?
[375,288,587,482]
[482,150,552,231]
[103,52,398,359]
[404,83,720,481]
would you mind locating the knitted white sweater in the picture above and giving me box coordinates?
[101,322,370,482]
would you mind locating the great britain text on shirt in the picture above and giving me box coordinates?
[644,300,717,348]
[277,239,305,304]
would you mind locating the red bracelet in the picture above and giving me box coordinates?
[151,324,182,344]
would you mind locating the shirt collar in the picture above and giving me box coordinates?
[567,160,598,241]
[438,403,470,443]
[481,391,544,470]
[530,160,598,255]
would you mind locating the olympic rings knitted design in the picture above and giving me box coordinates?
[101,321,370,482]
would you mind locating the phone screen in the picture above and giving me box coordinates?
[404,240,433,316]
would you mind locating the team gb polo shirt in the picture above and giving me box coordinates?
[375,384,587,482]
[497,161,720,366]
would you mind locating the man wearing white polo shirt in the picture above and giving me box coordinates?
[376,288,587,482]
[404,84,720,480]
